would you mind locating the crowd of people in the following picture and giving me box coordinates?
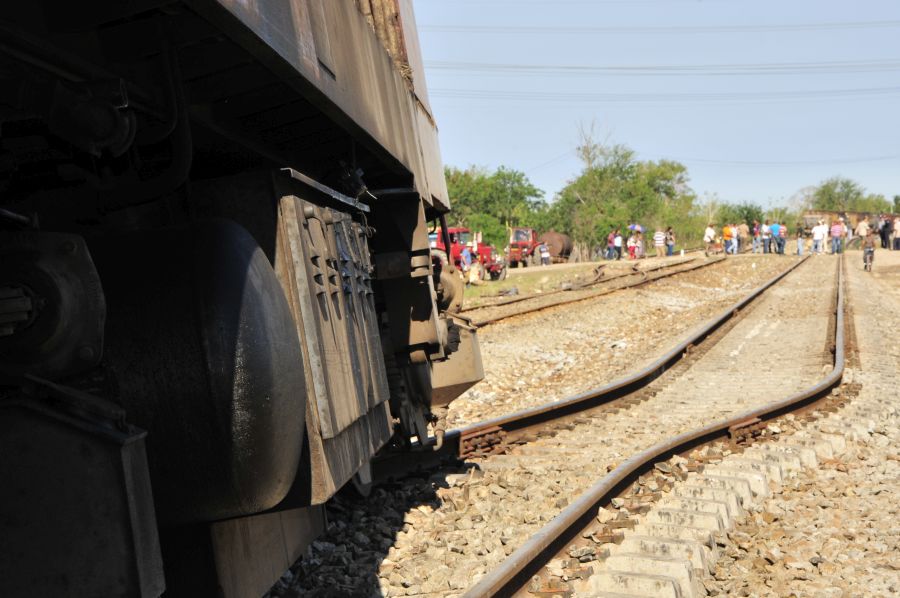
[603,226,676,260]
[597,213,900,264]
[702,213,900,259]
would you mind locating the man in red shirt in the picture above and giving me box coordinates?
[830,219,844,254]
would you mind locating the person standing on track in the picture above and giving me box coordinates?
[863,229,877,270]
[703,223,716,256]
[653,228,666,258]
[830,218,844,254]
[856,217,870,240]
[882,215,894,250]
[812,220,827,255]
[752,219,761,253]
[761,219,772,254]
[614,229,623,260]
[795,223,805,256]
[777,221,787,255]
[539,242,551,266]
[722,223,733,255]
[769,221,781,254]
[665,226,676,256]
[606,229,616,260]
[894,216,900,250]
[460,243,472,285]
[626,232,637,260]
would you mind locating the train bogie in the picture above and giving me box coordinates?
[0,1,481,596]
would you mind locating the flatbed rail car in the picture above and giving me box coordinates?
[0,2,482,597]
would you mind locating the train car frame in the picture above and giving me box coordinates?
[0,1,482,596]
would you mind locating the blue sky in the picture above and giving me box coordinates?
[412,0,900,208]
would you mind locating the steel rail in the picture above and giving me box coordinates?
[466,256,699,312]
[464,256,845,598]
[372,256,809,479]
[470,255,727,327]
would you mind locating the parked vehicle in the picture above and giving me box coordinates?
[431,227,508,281]
[507,227,574,267]
[507,227,540,267]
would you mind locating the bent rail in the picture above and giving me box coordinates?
[463,256,844,597]
[372,256,810,479]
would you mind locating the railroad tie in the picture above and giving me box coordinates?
[572,426,852,598]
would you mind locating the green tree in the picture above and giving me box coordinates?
[444,165,545,249]
[811,177,864,211]
[894,195,900,213]
[718,202,764,226]
[550,136,699,252]
[811,177,891,213]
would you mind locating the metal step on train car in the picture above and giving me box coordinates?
[0,1,482,596]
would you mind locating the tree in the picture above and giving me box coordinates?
[811,177,891,213]
[550,133,699,250]
[811,177,864,212]
[444,165,545,249]
[894,195,900,213]
[718,202,764,226]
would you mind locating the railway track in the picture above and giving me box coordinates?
[462,256,725,327]
[465,256,848,597]
[276,255,847,597]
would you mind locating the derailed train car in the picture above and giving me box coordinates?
[0,1,482,596]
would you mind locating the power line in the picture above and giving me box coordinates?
[523,151,898,173]
[528,150,576,172]
[426,59,900,78]
[429,85,900,104]
[666,155,900,166]
[418,0,744,4]
[421,20,900,35]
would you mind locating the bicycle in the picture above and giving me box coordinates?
[863,248,874,272]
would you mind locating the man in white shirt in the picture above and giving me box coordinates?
[703,224,716,256]
[811,220,827,255]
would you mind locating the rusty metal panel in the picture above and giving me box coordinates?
[198,0,450,210]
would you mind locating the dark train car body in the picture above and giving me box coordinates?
[0,2,481,596]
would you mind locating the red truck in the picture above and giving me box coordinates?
[507,227,540,268]
[431,227,508,281]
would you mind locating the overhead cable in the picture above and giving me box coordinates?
[421,20,900,35]
[426,59,900,78]
[429,85,900,104]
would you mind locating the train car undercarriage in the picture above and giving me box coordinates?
[0,2,482,596]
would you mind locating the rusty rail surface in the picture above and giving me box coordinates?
[372,256,809,480]
[463,256,845,598]
[470,255,727,327]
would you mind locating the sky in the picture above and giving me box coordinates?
[411,0,900,208]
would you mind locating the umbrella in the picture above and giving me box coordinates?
[628,223,643,232]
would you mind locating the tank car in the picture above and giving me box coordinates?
[0,1,482,596]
